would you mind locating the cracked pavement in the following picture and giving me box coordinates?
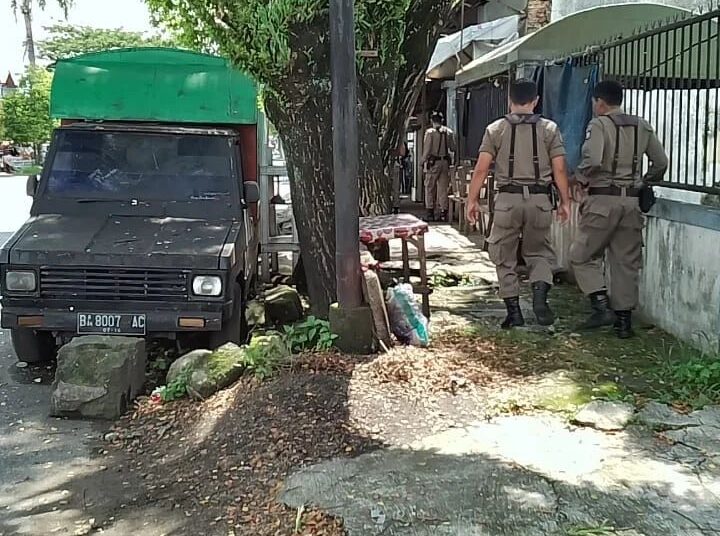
[281,410,720,535]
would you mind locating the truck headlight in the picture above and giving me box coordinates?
[5,271,37,292]
[192,276,223,297]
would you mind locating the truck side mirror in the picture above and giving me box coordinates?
[244,181,260,204]
[26,175,38,197]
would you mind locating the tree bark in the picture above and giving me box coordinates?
[21,0,36,66]
[266,89,388,317]
[257,3,452,316]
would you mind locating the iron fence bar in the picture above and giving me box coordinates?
[715,13,720,188]
[684,22,692,187]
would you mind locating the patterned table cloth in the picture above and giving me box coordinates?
[359,214,429,245]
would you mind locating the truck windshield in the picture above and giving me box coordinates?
[45,130,236,202]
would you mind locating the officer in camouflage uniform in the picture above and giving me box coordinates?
[467,79,571,328]
[571,80,668,338]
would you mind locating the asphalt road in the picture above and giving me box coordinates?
[0,175,187,535]
[0,176,106,535]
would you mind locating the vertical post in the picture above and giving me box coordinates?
[330,0,362,308]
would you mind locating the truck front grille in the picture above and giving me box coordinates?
[40,267,189,302]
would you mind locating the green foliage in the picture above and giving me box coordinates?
[37,24,174,62]
[430,271,474,288]
[161,366,191,402]
[1,67,54,153]
[239,334,289,380]
[146,0,424,84]
[10,0,73,17]
[655,343,720,408]
[283,316,338,353]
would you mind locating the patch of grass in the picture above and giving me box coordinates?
[430,270,476,288]
[652,342,720,408]
[450,285,703,412]
[565,523,625,535]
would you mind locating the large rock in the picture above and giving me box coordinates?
[50,336,146,419]
[265,285,303,325]
[634,401,701,430]
[573,400,635,431]
[168,335,290,400]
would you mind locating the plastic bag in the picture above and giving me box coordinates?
[386,283,430,347]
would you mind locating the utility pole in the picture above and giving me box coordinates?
[328,0,374,354]
[329,0,362,308]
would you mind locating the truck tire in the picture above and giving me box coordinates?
[11,329,57,364]
[209,282,248,349]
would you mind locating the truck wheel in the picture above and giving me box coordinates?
[11,329,57,364]
[209,282,248,349]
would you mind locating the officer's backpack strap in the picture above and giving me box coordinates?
[607,114,640,178]
[504,114,542,181]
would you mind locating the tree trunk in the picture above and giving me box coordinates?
[21,0,36,66]
[266,90,389,317]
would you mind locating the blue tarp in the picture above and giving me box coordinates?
[535,62,599,171]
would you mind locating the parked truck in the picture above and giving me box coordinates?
[0,48,261,363]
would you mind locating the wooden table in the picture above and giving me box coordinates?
[359,214,431,318]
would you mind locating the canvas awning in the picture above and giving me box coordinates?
[456,3,690,86]
[427,15,519,80]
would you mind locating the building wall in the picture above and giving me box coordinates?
[550,198,720,353]
[552,0,704,20]
[640,200,720,353]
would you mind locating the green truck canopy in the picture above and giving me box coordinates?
[51,48,257,125]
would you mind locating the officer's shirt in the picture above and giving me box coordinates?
[576,109,668,187]
[422,126,456,162]
[479,114,565,186]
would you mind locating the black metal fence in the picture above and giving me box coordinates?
[599,9,720,195]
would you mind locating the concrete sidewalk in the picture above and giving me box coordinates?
[280,220,720,536]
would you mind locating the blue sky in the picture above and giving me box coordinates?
[2,0,153,78]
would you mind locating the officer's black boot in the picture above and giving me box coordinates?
[614,310,634,339]
[531,281,555,326]
[392,207,399,215]
[501,297,525,329]
[424,209,435,222]
[577,291,616,331]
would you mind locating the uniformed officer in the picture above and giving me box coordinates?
[422,111,456,221]
[467,79,571,329]
[570,80,668,338]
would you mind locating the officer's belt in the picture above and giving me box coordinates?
[499,185,549,194]
[588,186,640,197]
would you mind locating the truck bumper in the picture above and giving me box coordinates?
[1,306,224,336]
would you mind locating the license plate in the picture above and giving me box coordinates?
[77,313,146,336]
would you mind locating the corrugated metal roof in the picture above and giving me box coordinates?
[456,3,689,86]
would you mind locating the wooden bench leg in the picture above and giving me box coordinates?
[417,234,430,319]
[401,239,410,283]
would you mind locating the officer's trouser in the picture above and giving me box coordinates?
[569,195,643,311]
[488,192,556,299]
[424,160,450,211]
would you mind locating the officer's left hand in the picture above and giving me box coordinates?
[556,201,571,223]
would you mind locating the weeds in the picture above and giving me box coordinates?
[161,366,191,402]
[566,523,624,535]
[430,270,475,288]
[654,342,720,408]
[283,316,338,353]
